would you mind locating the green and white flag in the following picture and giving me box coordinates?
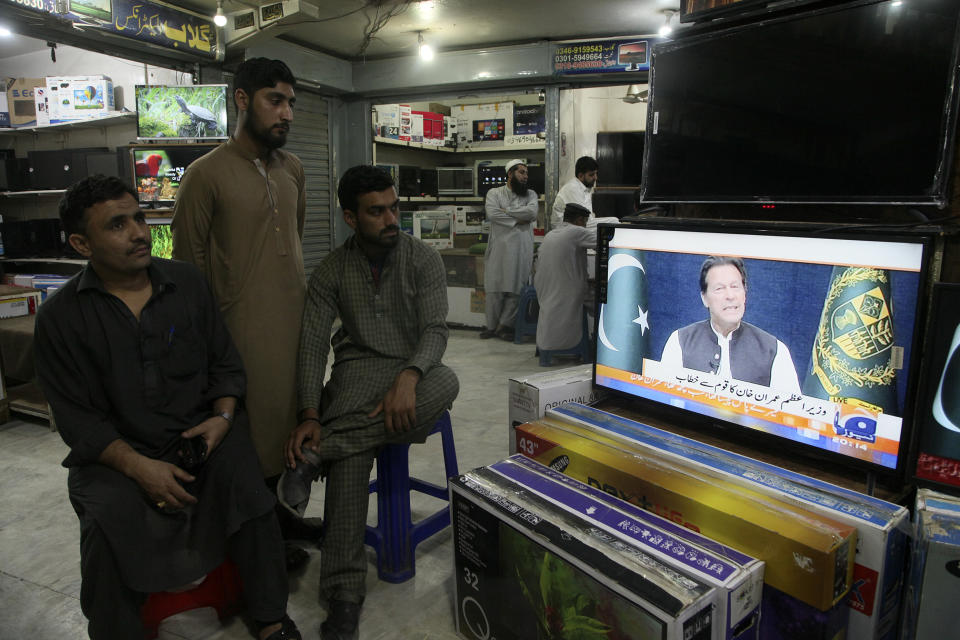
[803,266,899,414]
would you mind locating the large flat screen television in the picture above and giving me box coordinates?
[594,220,934,480]
[641,0,960,206]
[135,85,228,140]
[129,144,216,206]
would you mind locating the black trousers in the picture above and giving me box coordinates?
[80,510,288,639]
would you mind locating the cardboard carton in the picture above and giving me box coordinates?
[45,75,115,120]
[453,466,722,640]
[547,402,911,640]
[515,418,857,612]
[902,489,960,639]
[507,365,603,454]
[4,78,45,127]
[489,455,765,639]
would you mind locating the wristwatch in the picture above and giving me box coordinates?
[216,411,234,425]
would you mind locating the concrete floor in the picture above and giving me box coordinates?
[0,328,578,639]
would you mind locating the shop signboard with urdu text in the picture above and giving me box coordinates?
[0,0,217,59]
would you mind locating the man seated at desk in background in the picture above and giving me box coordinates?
[283,165,459,639]
[534,203,596,354]
[659,255,802,394]
[550,155,621,229]
[34,175,301,640]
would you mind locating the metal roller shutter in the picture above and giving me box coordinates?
[283,91,332,270]
[224,77,332,271]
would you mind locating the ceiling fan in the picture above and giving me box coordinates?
[622,84,649,104]
[586,84,649,104]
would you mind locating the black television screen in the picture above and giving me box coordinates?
[642,0,960,205]
[130,144,216,206]
[135,85,228,140]
[594,220,933,478]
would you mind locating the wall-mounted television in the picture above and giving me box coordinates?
[129,144,216,206]
[641,0,960,206]
[594,219,934,481]
[135,85,228,140]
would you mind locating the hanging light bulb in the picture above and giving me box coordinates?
[657,9,673,38]
[214,1,227,27]
[418,32,434,60]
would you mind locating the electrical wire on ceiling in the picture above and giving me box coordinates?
[355,0,416,58]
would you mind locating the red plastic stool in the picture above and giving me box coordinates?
[364,411,458,583]
[140,559,243,639]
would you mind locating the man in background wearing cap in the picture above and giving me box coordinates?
[534,202,596,355]
[482,159,539,340]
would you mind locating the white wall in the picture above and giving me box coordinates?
[557,84,647,185]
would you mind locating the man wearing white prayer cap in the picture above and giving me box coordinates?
[481,159,538,341]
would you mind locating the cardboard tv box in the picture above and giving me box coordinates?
[412,210,454,249]
[45,75,115,120]
[507,364,604,454]
[547,402,912,640]
[901,488,960,640]
[488,455,766,639]
[4,78,45,127]
[453,464,734,640]
[514,418,857,613]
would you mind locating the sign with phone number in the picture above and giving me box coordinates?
[553,38,652,75]
[0,0,218,59]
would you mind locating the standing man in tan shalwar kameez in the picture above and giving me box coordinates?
[172,58,319,568]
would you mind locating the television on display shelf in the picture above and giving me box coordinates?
[129,144,216,206]
[641,0,960,207]
[912,283,960,491]
[593,219,935,482]
[147,219,173,260]
[135,85,228,140]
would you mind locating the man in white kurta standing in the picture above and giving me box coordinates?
[550,155,599,228]
[535,203,595,352]
[482,158,538,341]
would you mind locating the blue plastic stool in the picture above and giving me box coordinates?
[514,284,539,344]
[364,410,458,583]
[539,308,591,366]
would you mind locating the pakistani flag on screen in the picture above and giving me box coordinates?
[802,266,899,414]
[597,248,650,374]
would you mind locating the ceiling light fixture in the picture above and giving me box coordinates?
[214,1,227,27]
[658,10,674,37]
[418,31,434,60]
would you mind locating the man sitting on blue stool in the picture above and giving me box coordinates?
[283,165,459,640]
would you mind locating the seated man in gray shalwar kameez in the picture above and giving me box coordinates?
[34,175,301,640]
[284,165,459,639]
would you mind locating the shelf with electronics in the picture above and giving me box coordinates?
[371,95,547,329]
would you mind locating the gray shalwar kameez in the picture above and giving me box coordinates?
[298,232,459,602]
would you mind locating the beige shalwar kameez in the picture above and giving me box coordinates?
[172,138,306,477]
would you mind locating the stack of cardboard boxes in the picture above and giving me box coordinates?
[2,75,116,128]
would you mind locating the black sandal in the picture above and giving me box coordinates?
[258,614,302,640]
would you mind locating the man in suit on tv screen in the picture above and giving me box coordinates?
[660,255,801,394]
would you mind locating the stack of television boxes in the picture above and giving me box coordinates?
[454,400,911,640]
[372,103,455,146]
[2,75,115,128]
